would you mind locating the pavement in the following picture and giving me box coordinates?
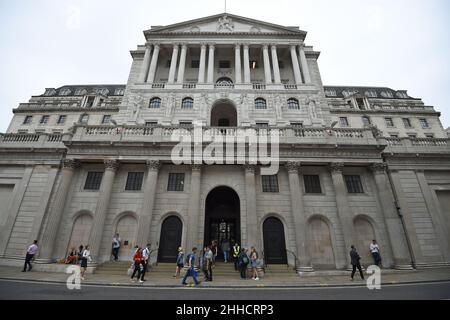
[1,265,449,288]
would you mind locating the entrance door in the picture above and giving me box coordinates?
[158,216,182,263]
[263,217,287,264]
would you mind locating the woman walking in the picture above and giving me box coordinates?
[131,247,143,283]
[174,247,184,278]
[350,245,365,281]
[80,245,92,280]
[250,247,259,280]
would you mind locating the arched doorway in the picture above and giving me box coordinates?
[68,214,93,254]
[354,216,376,266]
[210,100,237,127]
[307,217,335,269]
[115,214,137,261]
[158,216,182,263]
[204,186,240,260]
[263,217,287,264]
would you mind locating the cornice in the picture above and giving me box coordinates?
[13,107,120,114]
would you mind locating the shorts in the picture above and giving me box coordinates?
[251,260,257,268]
[80,258,88,268]
[177,263,184,268]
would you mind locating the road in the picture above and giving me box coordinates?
[0,279,449,300]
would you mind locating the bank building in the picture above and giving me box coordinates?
[0,13,449,274]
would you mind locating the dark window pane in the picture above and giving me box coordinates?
[219,60,230,68]
[149,97,161,108]
[191,60,200,68]
[287,98,300,109]
[125,172,144,191]
[304,175,322,194]
[167,173,185,191]
[255,98,267,109]
[262,175,279,193]
[84,172,104,190]
[344,175,364,193]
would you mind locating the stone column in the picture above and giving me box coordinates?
[168,44,179,84]
[198,44,207,84]
[234,44,242,84]
[244,165,259,250]
[298,45,311,84]
[207,44,215,84]
[138,45,152,83]
[176,44,188,84]
[186,165,202,251]
[271,44,281,84]
[290,44,302,85]
[136,161,162,247]
[38,159,80,262]
[262,44,272,84]
[329,163,354,268]
[147,43,160,83]
[371,163,413,269]
[89,160,119,262]
[286,162,313,272]
[243,44,251,84]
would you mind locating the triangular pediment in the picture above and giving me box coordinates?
[145,13,306,35]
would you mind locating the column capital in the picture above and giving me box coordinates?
[104,159,120,172]
[200,43,208,50]
[329,162,344,174]
[262,44,269,50]
[285,161,301,173]
[208,43,216,49]
[270,44,278,49]
[172,43,180,49]
[152,42,161,49]
[242,43,250,49]
[62,159,80,170]
[146,160,162,171]
[234,43,241,49]
[144,43,153,50]
[180,43,188,50]
[191,164,202,172]
[244,164,257,174]
[370,163,387,174]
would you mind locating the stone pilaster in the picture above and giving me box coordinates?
[38,159,80,262]
[234,44,242,84]
[298,45,311,84]
[147,43,160,83]
[198,44,207,84]
[244,165,259,250]
[176,44,188,84]
[186,165,202,251]
[370,163,413,269]
[285,161,313,272]
[168,44,179,84]
[138,45,152,83]
[136,161,162,247]
[89,160,119,262]
[243,44,251,84]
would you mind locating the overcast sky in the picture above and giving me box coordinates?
[1,0,449,132]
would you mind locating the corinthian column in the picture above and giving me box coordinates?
[298,45,311,84]
[136,161,162,247]
[271,44,281,84]
[290,44,302,85]
[168,44,179,84]
[234,44,242,84]
[198,44,207,84]
[243,44,251,84]
[186,165,202,251]
[176,44,188,84]
[38,159,80,262]
[89,160,119,262]
[286,162,313,272]
[262,44,272,84]
[147,43,160,83]
[138,45,152,83]
[207,44,215,84]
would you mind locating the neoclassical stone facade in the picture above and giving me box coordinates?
[1,13,449,272]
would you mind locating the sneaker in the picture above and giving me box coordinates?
[139,280,144,283]
[81,277,85,281]
[350,278,354,281]
[255,277,259,280]
[131,279,136,282]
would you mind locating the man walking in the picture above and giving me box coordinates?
[141,243,151,282]
[232,242,240,271]
[182,247,200,286]
[202,245,213,281]
[370,239,382,267]
[350,245,365,281]
[111,233,121,261]
[22,240,38,272]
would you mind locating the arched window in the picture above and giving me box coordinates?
[181,97,194,109]
[287,98,300,110]
[255,98,267,109]
[149,97,161,109]
[215,77,233,86]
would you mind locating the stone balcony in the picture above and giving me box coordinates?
[383,137,450,154]
[0,132,68,149]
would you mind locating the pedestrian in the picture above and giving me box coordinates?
[111,233,121,261]
[22,240,38,272]
[202,245,213,281]
[141,243,151,282]
[238,248,249,279]
[250,247,259,280]
[77,245,84,264]
[80,245,92,280]
[182,247,200,286]
[232,242,240,271]
[350,245,365,281]
[221,239,230,263]
[211,240,218,265]
[370,239,382,267]
[174,247,184,278]
[65,248,77,264]
[131,247,143,283]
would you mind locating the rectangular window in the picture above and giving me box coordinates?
[191,60,200,68]
[261,175,279,193]
[402,118,412,128]
[344,175,364,194]
[125,172,144,191]
[102,115,111,124]
[23,116,33,125]
[390,134,399,138]
[179,121,192,127]
[85,96,95,108]
[425,133,434,138]
[290,122,303,128]
[304,175,322,194]
[145,121,158,127]
[84,172,104,190]
[18,130,29,134]
[356,98,365,110]
[419,118,429,128]
[408,133,417,138]
[219,60,231,68]
[339,117,349,127]
[385,117,394,127]
[57,115,67,124]
[80,114,89,124]
[256,122,269,128]
[40,115,50,124]
[167,173,185,191]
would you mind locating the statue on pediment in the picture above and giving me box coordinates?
[217,15,234,32]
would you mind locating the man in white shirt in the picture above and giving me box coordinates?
[22,240,38,272]
[140,243,151,282]
[369,239,382,267]
[111,233,121,261]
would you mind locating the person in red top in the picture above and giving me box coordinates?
[131,248,143,283]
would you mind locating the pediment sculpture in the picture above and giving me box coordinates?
[217,15,234,32]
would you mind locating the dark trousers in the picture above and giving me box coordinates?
[239,264,247,279]
[234,256,239,271]
[131,262,142,280]
[112,247,119,261]
[140,260,148,280]
[203,263,213,281]
[23,254,34,272]
[351,263,364,279]
[371,252,381,266]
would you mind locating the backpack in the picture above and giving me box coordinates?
[242,255,249,265]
